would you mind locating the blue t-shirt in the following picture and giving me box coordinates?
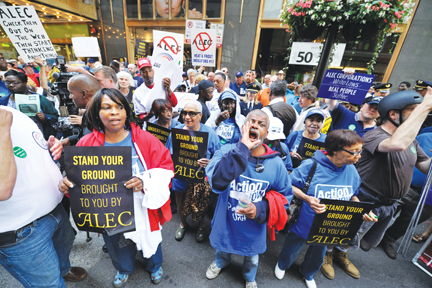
[412,132,432,189]
[104,132,144,176]
[0,81,10,98]
[166,123,221,193]
[230,82,247,97]
[290,150,360,239]
[152,118,178,129]
[330,103,375,137]
[134,75,144,88]
[215,117,241,145]
[285,130,327,152]
[270,142,293,171]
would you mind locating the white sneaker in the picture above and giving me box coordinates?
[305,278,317,288]
[274,262,285,280]
[245,281,257,288]
[206,261,222,280]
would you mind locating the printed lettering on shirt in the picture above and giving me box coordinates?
[240,88,246,95]
[32,131,48,150]
[314,184,354,201]
[228,175,269,221]
[216,122,235,140]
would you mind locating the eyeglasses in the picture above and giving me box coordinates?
[341,148,363,156]
[181,110,201,117]
[5,81,22,85]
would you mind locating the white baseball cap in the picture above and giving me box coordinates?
[267,117,285,141]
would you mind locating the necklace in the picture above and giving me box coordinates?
[105,129,129,144]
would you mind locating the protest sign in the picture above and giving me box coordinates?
[293,137,326,168]
[14,94,40,116]
[171,128,208,183]
[71,37,101,58]
[64,146,135,236]
[174,92,198,111]
[191,28,216,67]
[289,42,346,66]
[317,69,376,105]
[185,19,206,44]
[210,23,224,48]
[146,122,171,146]
[153,30,184,69]
[0,6,57,62]
[306,199,374,247]
[135,39,149,59]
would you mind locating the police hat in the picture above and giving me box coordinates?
[414,80,432,91]
[374,83,392,93]
[246,83,260,93]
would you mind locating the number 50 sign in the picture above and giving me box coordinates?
[289,42,346,67]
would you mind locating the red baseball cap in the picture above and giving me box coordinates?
[137,58,152,70]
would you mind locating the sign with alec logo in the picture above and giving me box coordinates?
[228,175,270,222]
[146,122,171,146]
[191,28,216,67]
[153,30,184,69]
[0,6,57,62]
[307,199,374,247]
[185,19,206,44]
[64,146,135,236]
[172,128,208,183]
[317,69,376,105]
[210,23,224,48]
[289,42,346,67]
[294,138,325,168]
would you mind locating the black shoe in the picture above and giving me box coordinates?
[382,242,397,259]
[360,238,371,252]
[102,244,108,253]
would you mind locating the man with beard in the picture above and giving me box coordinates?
[205,110,293,288]
[325,96,382,137]
[132,58,177,119]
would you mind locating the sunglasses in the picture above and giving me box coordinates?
[341,148,363,156]
[181,110,201,117]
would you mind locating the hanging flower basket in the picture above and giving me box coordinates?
[342,21,379,43]
[294,25,325,42]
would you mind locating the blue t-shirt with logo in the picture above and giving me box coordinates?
[285,130,327,152]
[0,81,10,98]
[230,82,247,97]
[290,150,360,239]
[215,117,241,145]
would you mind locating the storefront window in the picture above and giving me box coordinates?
[206,0,222,18]
[263,0,283,19]
[141,0,153,18]
[188,0,204,18]
[126,0,139,19]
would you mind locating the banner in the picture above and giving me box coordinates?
[210,23,224,48]
[289,42,346,67]
[306,199,374,247]
[15,94,40,116]
[185,19,206,44]
[171,128,208,183]
[146,122,171,146]
[0,6,57,62]
[153,30,184,69]
[191,28,216,67]
[64,146,135,236]
[72,37,101,58]
[135,39,149,60]
[317,69,376,105]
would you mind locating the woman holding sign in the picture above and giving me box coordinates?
[275,130,377,288]
[285,109,327,168]
[148,99,178,129]
[58,88,174,287]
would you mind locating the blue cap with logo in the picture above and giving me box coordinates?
[304,108,325,123]
[236,71,244,77]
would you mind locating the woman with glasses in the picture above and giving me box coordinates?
[205,90,245,145]
[58,88,174,287]
[274,129,377,288]
[166,100,221,243]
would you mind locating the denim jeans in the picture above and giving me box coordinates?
[103,234,163,275]
[0,203,75,288]
[277,231,327,281]
[215,250,259,282]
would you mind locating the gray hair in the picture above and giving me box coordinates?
[94,66,118,85]
[246,109,270,129]
[270,80,287,97]
[117,71,134,88]
[184,100,202,113]
[187,68,196,76]
[299,84,318,101]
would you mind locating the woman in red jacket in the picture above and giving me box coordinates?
[59,88,174,287]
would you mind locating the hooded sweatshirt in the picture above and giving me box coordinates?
[290,150,361,239]
[206,142,293,256]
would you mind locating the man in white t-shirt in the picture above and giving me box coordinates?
[0,107,87,286]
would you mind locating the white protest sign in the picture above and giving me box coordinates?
[0,6,57,63]
[15,94,40,116]
[210,23,224,48]
[191,28,216,67]
[174,92,198,110]
[71,37,101,58]
[141,60,183,113]
[289,42,346,67]
[185,19,206,44]
[153,30,184,70]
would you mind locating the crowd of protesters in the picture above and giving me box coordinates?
[1,51,432,288]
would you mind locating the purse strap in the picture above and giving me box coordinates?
[301,158,317,194]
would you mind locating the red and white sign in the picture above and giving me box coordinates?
[191,28,216,67]
[210,23,224,48]
[185,19,205,44]
[153,30,184,69]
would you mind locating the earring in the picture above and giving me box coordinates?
[181,6,185,17]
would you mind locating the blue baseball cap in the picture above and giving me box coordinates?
[304,108,325,123]
[220,90,237,101]
[182,71,187,77]
[88,58,95,63]
[236,71,244,77]
[367,96,383,105]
